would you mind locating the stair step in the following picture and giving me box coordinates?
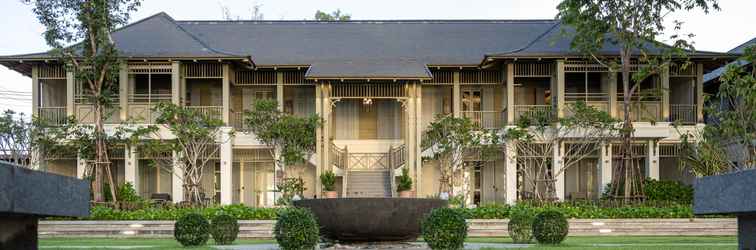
[346,170,392,198]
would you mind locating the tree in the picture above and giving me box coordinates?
[0,110,33,166]
[220,1,264,20]
[421,115,499,203]
[243,99,320,205]
[557,0,718,201]
[130,102,230,205]
[505,102,618,201]
[314,9,351,21]
[678,45,756,175]
[25,0,142,202]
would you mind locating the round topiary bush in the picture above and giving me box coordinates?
[532,210,569,244]
[507,206,535,244]
[421,207,468,250]
[174,213,210,247]
[210,214,239,245]
[274,208,319,250]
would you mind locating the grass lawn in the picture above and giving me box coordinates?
[39,236,736,250]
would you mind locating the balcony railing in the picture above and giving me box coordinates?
[230,110,247,130]
[513,105,555,123]
[670,104,696,124]
[462,110,505,129]
[187,106,223,121]
[615,101,662,122]
[37,107,67,125]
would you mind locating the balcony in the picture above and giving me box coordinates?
[37,107,67,125]
[187,106,223,121]
[615,100,662,122]
[670,104,696,124]
[230,110,247,130]
[462,110,505,129]
[564,93,610,114]
[513,105,554,123]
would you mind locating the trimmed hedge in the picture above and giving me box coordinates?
[422,208,468,250]
[210,214,239,245]
[274,208,320,250]
[49,201,724,221]
[174,213,210,247]
[532,210,569,244]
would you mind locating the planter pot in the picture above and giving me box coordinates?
[324,191,338,198]
[398,191,413,198]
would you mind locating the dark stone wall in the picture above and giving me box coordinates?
[740,215,756,250]
[694,169,756,215]
[0,214,38,250]
[0,162,89,217]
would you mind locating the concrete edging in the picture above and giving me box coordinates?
[39,218,736,238]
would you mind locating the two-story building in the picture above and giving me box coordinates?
[0,12,735,206]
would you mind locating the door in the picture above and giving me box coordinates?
[462,89,482,125]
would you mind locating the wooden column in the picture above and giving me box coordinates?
[322,83,332,193]
[452,71,461,118]
[556,60,565,118]
[506,63,515,124]
[222,64,230,124]
[118,63,128,120]
[67,68,76,117]
[277,72,284,111]
[171,61,181,105]
[696,63,704,123]
[414,83,423,195]
[661,67,670,122]
[314,83,323,196]
[31,65,38,117]
[608,72,618,118]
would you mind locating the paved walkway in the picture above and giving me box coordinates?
[214,242,532,250]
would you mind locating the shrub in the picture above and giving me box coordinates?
[276,177,306,206]
[644,178,693,204]
[174,213,210,247]
[274,208,319,250]
[422,208,468,250]
[116,183,142,203]
[532,210,568,244]
[507,205,536,243]
[210,214,239,245]
[397,167,413,192]
[320,171,336,191]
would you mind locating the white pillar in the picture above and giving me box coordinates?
[172,150,184,203]
[314,84,323,196]
[646,140,660,180]
[406,83,416,193]
[415,83,423,195]
[125,146,138,193]
[608,72,618,118]
[505,143,518,205]
[277,72,284,111]
[553,141,565,201]
[32,66,39,117]
[76,154,87,180]
[661,67,670,122]
[598,143,612,195]
[119,63,128,121]
[220,127,234,205]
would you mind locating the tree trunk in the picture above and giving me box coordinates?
[613,49,643,202]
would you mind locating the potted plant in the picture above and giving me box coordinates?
[320,170,337,198]
[397,167,413,198]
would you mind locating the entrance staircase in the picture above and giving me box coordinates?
[331,143,406,198]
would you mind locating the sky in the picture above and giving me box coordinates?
[1,0,754,115]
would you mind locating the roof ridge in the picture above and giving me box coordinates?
[175,19,558,24]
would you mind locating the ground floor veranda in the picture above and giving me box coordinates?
[40,138,694,207]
